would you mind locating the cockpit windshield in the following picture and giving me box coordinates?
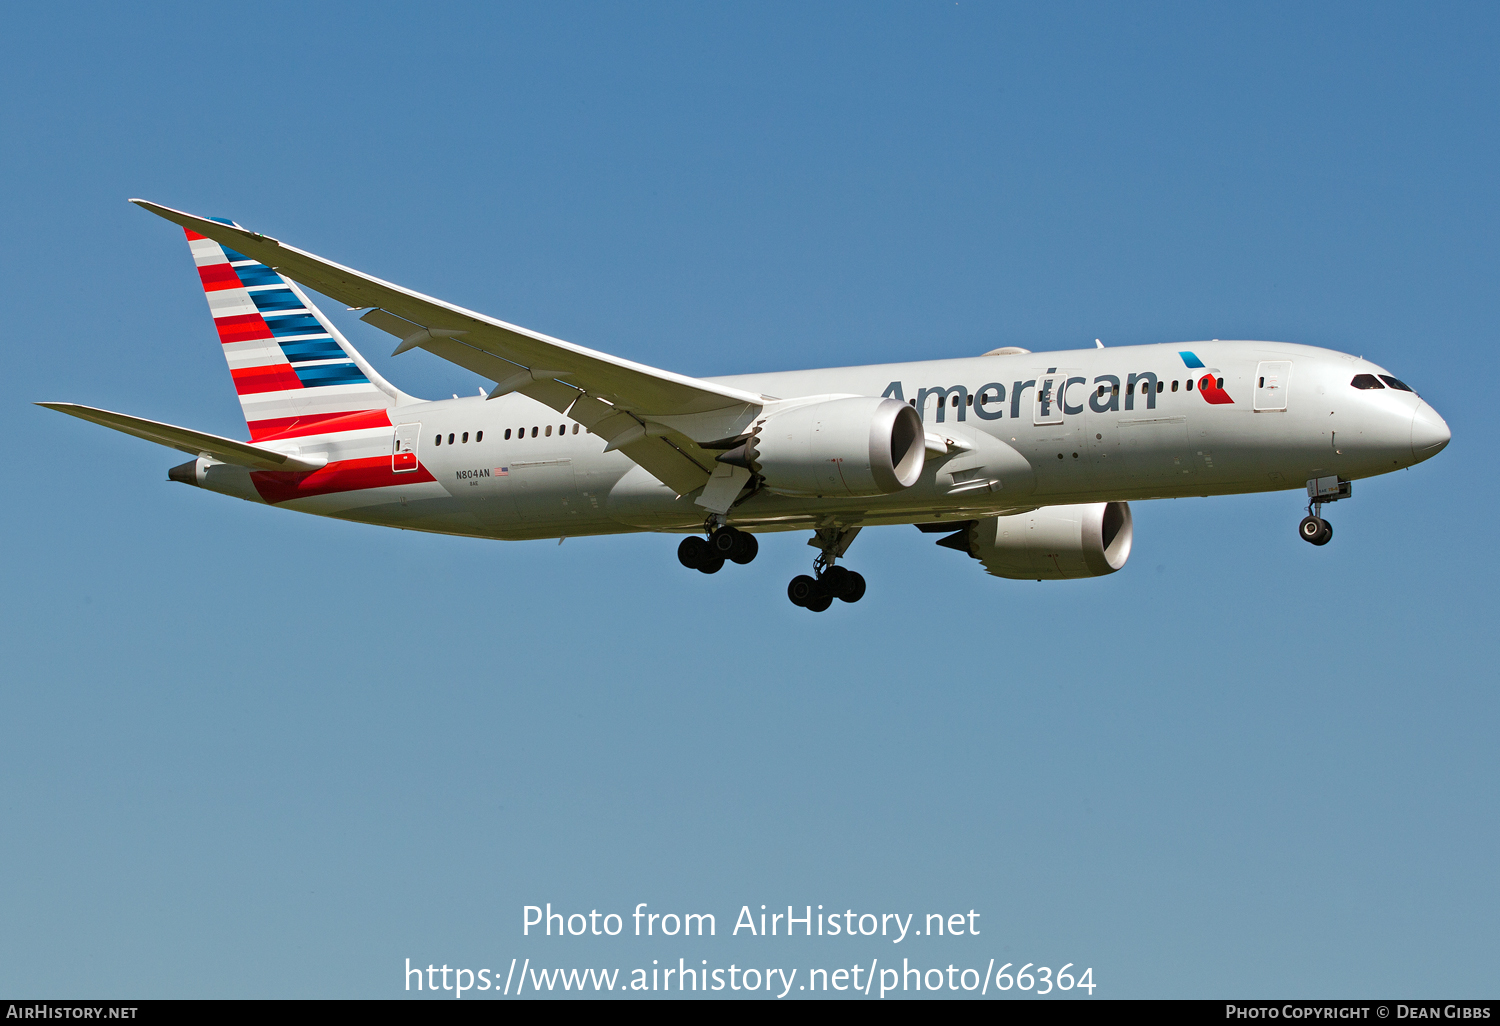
[1379,375,1415,393]
[1350,374,1384,389]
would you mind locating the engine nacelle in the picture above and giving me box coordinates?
[966,502,1133,580]
[743,397,925,497]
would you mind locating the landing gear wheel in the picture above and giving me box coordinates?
[805,593,834,612]
[788,575,819,607]
[709,527,739,558]
[708,526,758,564]
[821,566,866,603]
[1299,516,1332,546]
[698,554,725,574]
[729,531,758,565]
[678,536,711,569]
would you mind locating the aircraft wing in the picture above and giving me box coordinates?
[38,402,328,472]
[131,199,767,495]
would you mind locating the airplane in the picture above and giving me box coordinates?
[40,200,1451,612]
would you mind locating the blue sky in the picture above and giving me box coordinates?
[1,1,1495,999]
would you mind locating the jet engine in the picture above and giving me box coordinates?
[959,502,1133,580]
[726,397,925,497]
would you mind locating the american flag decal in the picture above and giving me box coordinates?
[495,467,509,476]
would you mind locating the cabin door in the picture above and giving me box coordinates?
[1253,361,1292,411]
[392,423,420,473]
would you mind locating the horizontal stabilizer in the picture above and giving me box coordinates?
[37,403,327,471]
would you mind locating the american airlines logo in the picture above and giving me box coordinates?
[882,353,1231,423]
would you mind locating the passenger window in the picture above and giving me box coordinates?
[504,429,511,440]
[476,431,483,442]
[1350,374,1384,389]
[965,395,973,407]
[572,423,579,434]
[434,434,441,446]
[1112,385,1119,396]
[531,427,538,437]
[559,423,565,434]
[1216,378,1224,389]
[1186,378,1193,390]
[1379,375,1414,392]
[951,395,959,407]
[1258,377,1264,387]
[1156,381,1164,393]
[1096,385,1105,397]
[447,433,455,444]
[1171,380,1179,391]
[545,425,552,437]
[462,432,469,443]
[1141,382,1150,395]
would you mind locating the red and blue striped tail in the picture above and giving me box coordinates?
[186,219,397,441]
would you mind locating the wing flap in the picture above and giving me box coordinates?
[616,437,714,495]
[38,403,327,472]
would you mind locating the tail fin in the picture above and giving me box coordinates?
[185,219,408,440]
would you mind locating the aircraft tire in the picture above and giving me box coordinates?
[838,570,866,603]
[698,554,725,574]
[788,575,819,606]
[679,536,710,568]
[729,531,758,565]
[1312,519,1333,546]
[1299,516,1324,544]
[805,593,834,612]
[822,565,847,595]
[821,566,866,602]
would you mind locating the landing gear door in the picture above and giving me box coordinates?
[393,422,420,473]
[1253,361,1292,411]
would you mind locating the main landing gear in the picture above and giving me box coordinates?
[787,565,866,611]
[1299,476,1351,546]
[677,525,758,574]
[787,526,865,612]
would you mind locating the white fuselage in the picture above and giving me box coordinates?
[189,341,1447,540]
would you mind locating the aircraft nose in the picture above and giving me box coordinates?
[1411,401,1451,461]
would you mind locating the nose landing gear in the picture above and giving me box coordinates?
[787,526,866,611]
[1299,476,1350,546]
[1299,514,1333,546]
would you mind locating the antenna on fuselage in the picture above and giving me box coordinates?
[1095,338,1104,348]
